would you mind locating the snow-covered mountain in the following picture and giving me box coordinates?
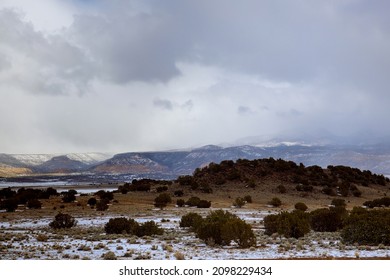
[10,153,112,166]
[0,153,113,177]
[91,153,169,174]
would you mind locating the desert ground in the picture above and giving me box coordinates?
[1,180,390,260]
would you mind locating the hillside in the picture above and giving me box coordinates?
[89,144,390,177]
[181,157,389,193]
[0,164,32,177]
[116,157,390,212]
[32,156,89,173]
[92,153,169,174]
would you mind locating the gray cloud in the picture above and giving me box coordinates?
[0,9,93,95]
[3,1,389,95]
[67,10,184,83]
[181,100,194,111]
[153,98,173,111]
[237,106,254,115]
[1,1,390,153]
[0,54,10,72]
[149,0,390,100]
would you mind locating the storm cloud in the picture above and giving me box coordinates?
[0,0,389,153]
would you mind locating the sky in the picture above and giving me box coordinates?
[0,0,389,154]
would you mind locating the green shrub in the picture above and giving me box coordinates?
[87,197,97,206]
[118,183,130,194]
[61,191,76,203]
[309,208,345,232]
[137,221,164,237]
[363,200,375,208]
[174,190,184,197]
[195,210,256,248]
[244,195,252,203]
[154,193,172,209]
[49,213,77,229]
[104,218,163,237]
[331,199,346,208]
[0,198,19,212]
[269,197,282,207]
[341,208,390,245]
[176,199,185,207]
[264,211,310,238]
[177,175,196,186]
[221,218,256,248]
[263,214,280,236]
[16,188,40,204]
[338,182,350,197]
[128,179,151,192]
[95,190,114,201]
[351,185,362,197]
[226,169,241,181]
[27,199,42,209]
[180,212,203,230]
[275,211,310,238]
[322,186,336,196]
[364,197,390,208]
[0,188,16,199]
[233,197,246,208]
[197,200,211,208]
[380,197,390,207]
[96,199,109,211]
[185,197,201,207]
[104,218,139,234]
[196,220,228,245]
[201,186,213,194]
[294,202,308,212]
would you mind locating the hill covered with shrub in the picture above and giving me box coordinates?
[177,157,389,198]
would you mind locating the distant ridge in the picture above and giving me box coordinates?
[2,144,390,178]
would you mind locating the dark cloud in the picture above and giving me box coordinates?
[181,100,194,111]
[4,1,389,94]
[68,11,184,83]
[237,106,253,115]
[153,98,173,111]
[149,0,390,99]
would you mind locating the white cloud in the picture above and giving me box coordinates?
[0,0,75,32]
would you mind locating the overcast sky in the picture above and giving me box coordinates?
[1,0,389,154]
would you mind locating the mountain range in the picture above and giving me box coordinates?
[1,143,390,180]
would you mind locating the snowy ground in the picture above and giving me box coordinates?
[1,208,390,260]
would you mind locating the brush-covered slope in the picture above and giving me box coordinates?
[176,157,389,198]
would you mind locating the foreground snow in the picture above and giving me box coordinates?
[1,209,390,260]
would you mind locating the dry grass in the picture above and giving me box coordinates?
[1,180,390,260]
[1,179,387,223]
